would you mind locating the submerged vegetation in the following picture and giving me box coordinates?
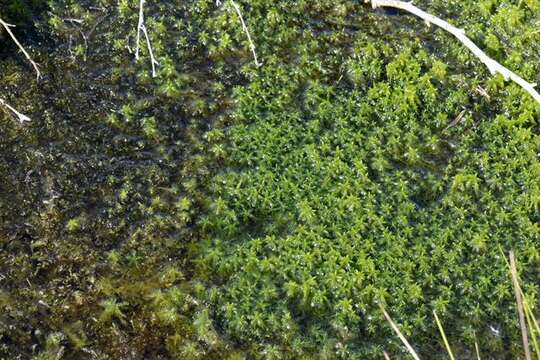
[0,0,539,358]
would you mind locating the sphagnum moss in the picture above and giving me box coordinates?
[1,0,539,359]
[197,0,539,358]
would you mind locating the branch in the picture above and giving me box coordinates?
[370,0,540,105]
[0,18,41,80]
[0,98,31,123]
[135,0,158,77]
[229,0,262,67]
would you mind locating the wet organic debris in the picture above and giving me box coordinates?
[1,0,539,359]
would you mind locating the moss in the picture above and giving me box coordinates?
[194,0,540,358]
[65,218,81,232]
[1,0,539,359]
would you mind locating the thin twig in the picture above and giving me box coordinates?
[383,351,391,360]
[370,0,540,105]
[378,303,421,360]
[0,18,41,80]
[229,0,262,67]
[433,311,455,360]
[0,98,31,123]
[135,0,158,77]
[522,297,540,336]
[509,251,532,360]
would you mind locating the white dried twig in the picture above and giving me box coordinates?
[370,0,540,105]
[229,0,262,67]
[0,18,41,80]
[0,98,31,123]
[135,0,159,77]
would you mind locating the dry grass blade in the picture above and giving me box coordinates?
[526,302,540,337]
[499,246,540,358]
[518,279,540,357]
[475,340,481,360]
[444,109,467,131]
[523,299,540,358]
[509,251,532,360]
[378,303,421,360]
[383,351,391,359]
[433,311,455,360]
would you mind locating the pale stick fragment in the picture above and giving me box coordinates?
[229,0,262,67]
[475,85,491,101]
[135,0,159,77]
[370,0,540,105]
[0,98,31,123]
[0,18,41,79]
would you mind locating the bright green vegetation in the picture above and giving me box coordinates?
[200,48,539,357]
[197,0,540,357]
[0,0,539,359]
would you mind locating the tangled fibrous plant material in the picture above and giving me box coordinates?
[370,0,540,105]
[135,0,159,77]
